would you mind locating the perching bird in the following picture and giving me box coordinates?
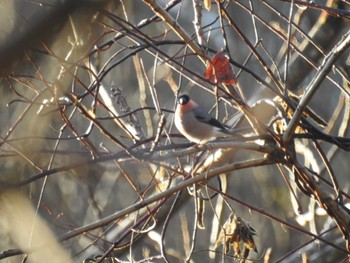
[174,94,231,144]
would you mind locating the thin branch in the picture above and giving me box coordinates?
[283,30,350,143]
[59,157,273,242]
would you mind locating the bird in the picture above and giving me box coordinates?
[174,94,231,144]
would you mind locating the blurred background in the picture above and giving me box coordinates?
[0,0,349,262]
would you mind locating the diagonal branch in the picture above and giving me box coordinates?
[283,29,350,143]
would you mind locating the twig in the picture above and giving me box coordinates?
[192,0,204,46]
[283,29,350,143]
[58,157,273,242]
[143,0,206,64]
[283,0,294,94]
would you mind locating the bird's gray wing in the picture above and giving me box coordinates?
[192,107,228,131]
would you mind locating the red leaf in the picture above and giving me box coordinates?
[204,51,237,85]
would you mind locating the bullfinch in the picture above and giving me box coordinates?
[174,94,231,144]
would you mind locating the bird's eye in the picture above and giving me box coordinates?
[178,95,189,105]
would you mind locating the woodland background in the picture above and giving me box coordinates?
[0,0,350,262]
